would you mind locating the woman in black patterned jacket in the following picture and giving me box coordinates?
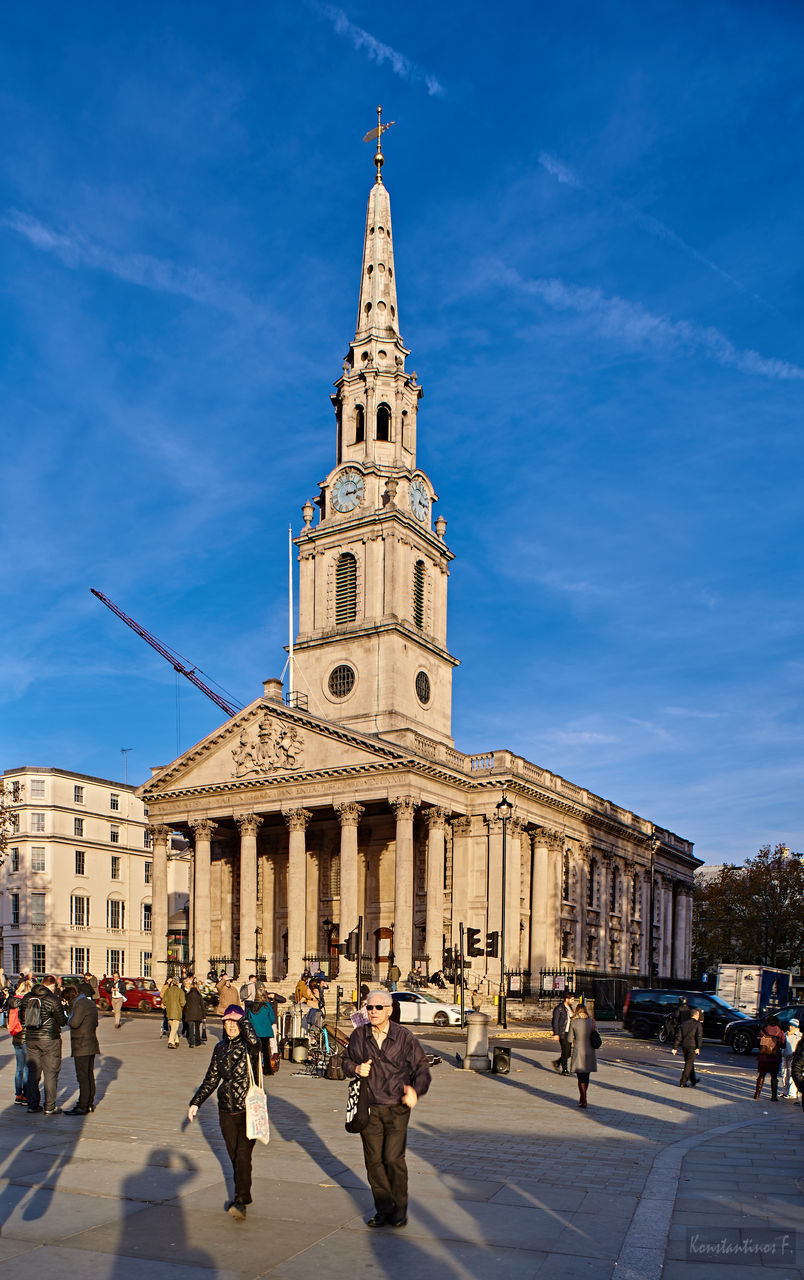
[187,1005,260,1219]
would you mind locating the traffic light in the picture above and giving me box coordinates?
[466,927,483,957]
[486,930,499,958]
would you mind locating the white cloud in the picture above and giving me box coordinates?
[538,152,583,188]
[491,262,804,381]
[310,2,445,96]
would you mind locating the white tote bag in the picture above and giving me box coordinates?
[245,1053,270,1144]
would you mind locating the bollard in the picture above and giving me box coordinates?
[492,1045,511,1074]
[462,1011,490,1071]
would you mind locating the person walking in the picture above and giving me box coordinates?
[63,984,100,1114]
[216,973,240,1016]
[782,1019,801,1100]
[5,976,32,1104]
[569,1003,598,1109]
[342,988,431,1229]
[247,987,277,1073]
[551,992,574,1075]
[672,1007,703,1086]
[184,979,207,1048]
[239,974,258,1005]
[161,977,186,1049]
[754,1016,785,1101]
[20,975,67,1114]
[187,1005,261,1220]
[387,961,401,993]
[109,972,126,1029]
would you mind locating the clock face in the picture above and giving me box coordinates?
[331,469,365,513]
[409,479,430,522]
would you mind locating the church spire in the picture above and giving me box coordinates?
[333,109,421,470]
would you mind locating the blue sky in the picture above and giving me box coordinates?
[2,1,802,863]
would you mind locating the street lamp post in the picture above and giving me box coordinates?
[496,792,513,1029]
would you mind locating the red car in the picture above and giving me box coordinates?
[97,977,162,1013]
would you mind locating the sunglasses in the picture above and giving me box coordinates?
[366,1004,389,1011]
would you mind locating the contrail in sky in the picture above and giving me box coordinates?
[309,2,445,97]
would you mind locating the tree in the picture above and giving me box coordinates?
[692,844,804,977]
[0,780,13,865]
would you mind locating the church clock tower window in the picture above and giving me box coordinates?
[335,553,357,624]
[355,404,365,443]
[376,403,391,441]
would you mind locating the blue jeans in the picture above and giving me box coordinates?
[14,1042,27,1096]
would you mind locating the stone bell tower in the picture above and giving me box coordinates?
[292,109,458,746]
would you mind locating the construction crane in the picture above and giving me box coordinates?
[91,588,243,719]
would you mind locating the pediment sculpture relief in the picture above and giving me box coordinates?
[231,714,305,777]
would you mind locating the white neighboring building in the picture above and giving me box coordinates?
[1,767,190,979]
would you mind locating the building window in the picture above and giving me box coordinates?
[10,813,19,834]
[140,952,152,978]
[75,850,85,875]
[632,873,640,915]
[10,943,20,974]
[630,940,639,968]
[106,949,124,973]
[30,779,45,799]
[32,943,46,973]
[10,893,20,926]
[10,780,21,801]
[413,560,426,630]
[74,817,84,837]
[111,855,121,880]
[71,895,90,927]
[610,867,619,914]
[71,946,89,973]
[110,826,120,844]
[31,847,45,872]
[110,793,120,811]
[31,812,45,833]
[585,933,598,965]
[328,664,356,698]
[144,861,152,884]
[587,861,597,908]
[562,851,571,902]
[107,899,125,930]
[329,855,341,898]
[376,403,391,441]
[561,928,574,961]
[10,847,19,873]
[609,937,618,968]
[142,902,152,933]
[415,670,431,705]
[335,552,357,625]
[74,785,84,804]
[355,404,365,443]
[144,830,152,849]
[31,893,46,926]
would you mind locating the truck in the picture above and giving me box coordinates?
[715,964,791,1018]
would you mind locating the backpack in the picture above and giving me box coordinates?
[7,1007,22,1037]
[759,1031,777,1054]
[23,997,42,1030]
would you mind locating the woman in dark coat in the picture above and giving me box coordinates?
[188,1005,260,1220]
[64,984,100,1114]
[570,1003,598,1109]
[791,1037,804,1112]
[754,1016,785,1101]
[184,979,207,1048]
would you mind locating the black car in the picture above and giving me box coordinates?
[623,988,750,1041]
[724,1003,804,1055]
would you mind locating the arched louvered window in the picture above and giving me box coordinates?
[376,403,391,441]
[335,553,357,625]
[355,404,365,443]
[413,560,426,630]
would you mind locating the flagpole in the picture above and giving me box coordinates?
[288,524,294,702]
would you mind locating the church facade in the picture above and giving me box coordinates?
[139,130,698,992]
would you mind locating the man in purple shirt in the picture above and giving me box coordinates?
[343,988,431,1228]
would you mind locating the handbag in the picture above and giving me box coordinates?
[345,1076,370,1133]
[590,1028,602,1050]
[7,1007,22,1037]
[244,1054,270,1144]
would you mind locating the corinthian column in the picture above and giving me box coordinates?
[530,826,562,974]
[189,819,217,977]
[148,825,171,986]
[391,797,418,976]
[423,808,447,977]
[236,815,262,979]
[506,818,525,970]
[284,808,311,980]
[335,802,364,989]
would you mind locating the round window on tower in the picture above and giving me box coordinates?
[415,671,431,706]
[328,664,356,699]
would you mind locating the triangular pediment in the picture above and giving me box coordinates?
[138,697,406,797]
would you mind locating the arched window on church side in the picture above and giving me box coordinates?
[413,560,426,630]
[335,552,357,625]
[376,403,391,442]
[355,404,365,443]
[587,860,597,908]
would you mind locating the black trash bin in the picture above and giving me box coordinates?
[492,1046,510,1074]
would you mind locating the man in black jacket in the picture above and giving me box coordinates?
[20,975,67,1114]
[343,989,431,1229]
[672,1007,703,1087]
[551,993,575,1075]
[65,986,100,1114]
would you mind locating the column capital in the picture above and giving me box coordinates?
[535,825,564,851]
[423,806,448,831]
[508,816,528,838]
[335,801,364,828]
[283,807,312,833]
[189,818,218,840]
[147,824,171,845]
[390,796,418,821]
[450,815,472,837]
[236,813,264,837]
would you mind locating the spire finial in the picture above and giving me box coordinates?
[362,105,396,184]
